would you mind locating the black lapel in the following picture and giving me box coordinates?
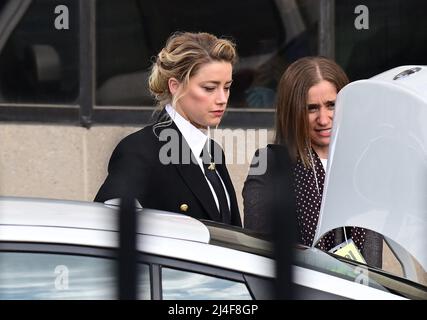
[155,114,222,222]
[176,159,222,222]
[211,139,241,226]
[216,157,241,226]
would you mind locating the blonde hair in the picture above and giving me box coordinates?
[148,32,237,109]
[274,56,349,168]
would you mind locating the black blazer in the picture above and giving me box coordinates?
[243,144,295,236]
[95,114,242,227]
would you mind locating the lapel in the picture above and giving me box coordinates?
[155,112,222,222]
[210,139,241,226]
[176,158,222,222]
[215,156,239,225]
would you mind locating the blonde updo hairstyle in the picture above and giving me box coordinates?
[149,32,237,109]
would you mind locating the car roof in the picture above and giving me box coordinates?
[0,196,275,278]
[0,196,273,255]
[0,196,209,243]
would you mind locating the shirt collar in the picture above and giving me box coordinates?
[165,104,208,158]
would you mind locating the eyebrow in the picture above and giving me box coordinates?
[202,80,233,85]
[307,100,336,107]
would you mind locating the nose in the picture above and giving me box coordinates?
[216,88,228,105]
[317,106,332,126]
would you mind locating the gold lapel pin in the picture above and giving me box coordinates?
[208,162,216,170]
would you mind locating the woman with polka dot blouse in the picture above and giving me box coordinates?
[243,57,383,268]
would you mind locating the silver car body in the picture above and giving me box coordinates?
[0,196,414,299]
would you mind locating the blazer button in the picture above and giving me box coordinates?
[180,204,189,212]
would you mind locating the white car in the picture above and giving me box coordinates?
[0,196,424,300]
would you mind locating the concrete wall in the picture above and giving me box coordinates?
[0,124,137,201]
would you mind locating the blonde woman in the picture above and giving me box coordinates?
[96,32,242,227]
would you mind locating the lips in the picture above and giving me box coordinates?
[316,128,331,137]
[210,110,224,117]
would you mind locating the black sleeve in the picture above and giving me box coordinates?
[94,138,151,203]
[243,145,296,237]
[243,147,276,234]
[242,148,272,234]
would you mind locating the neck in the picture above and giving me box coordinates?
[190,120,207,130]
[169,104,207,130]
[312,146,328,159]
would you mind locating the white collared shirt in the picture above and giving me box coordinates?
[165,105,230,211]
[320,158,327,171]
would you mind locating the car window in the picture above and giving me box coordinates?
[0,0,79,103]
[0,252,151,299]
[161,267,252,300]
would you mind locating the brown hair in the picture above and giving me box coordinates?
[149,32,237,108]
[274,56,349,167]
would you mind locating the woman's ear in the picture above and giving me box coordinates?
[168,78,180,95]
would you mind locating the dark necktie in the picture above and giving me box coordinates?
[201,142,231,224]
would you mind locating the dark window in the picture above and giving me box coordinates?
[95,0,319,109]
[0,0,79,104]
[0,0,320,126]
[335,0,427,81]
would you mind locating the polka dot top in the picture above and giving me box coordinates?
[293,149,366,252]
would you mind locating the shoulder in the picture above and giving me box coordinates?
[247,146,273,178]
[247,144,293,178]
[266,144,291,160]
[120,125,155,145]
[115,124,161,153]
[250,144,291,167]
[105,125,160,168]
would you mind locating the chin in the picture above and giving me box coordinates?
[316,137,330,145]
[207,120,221,127]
